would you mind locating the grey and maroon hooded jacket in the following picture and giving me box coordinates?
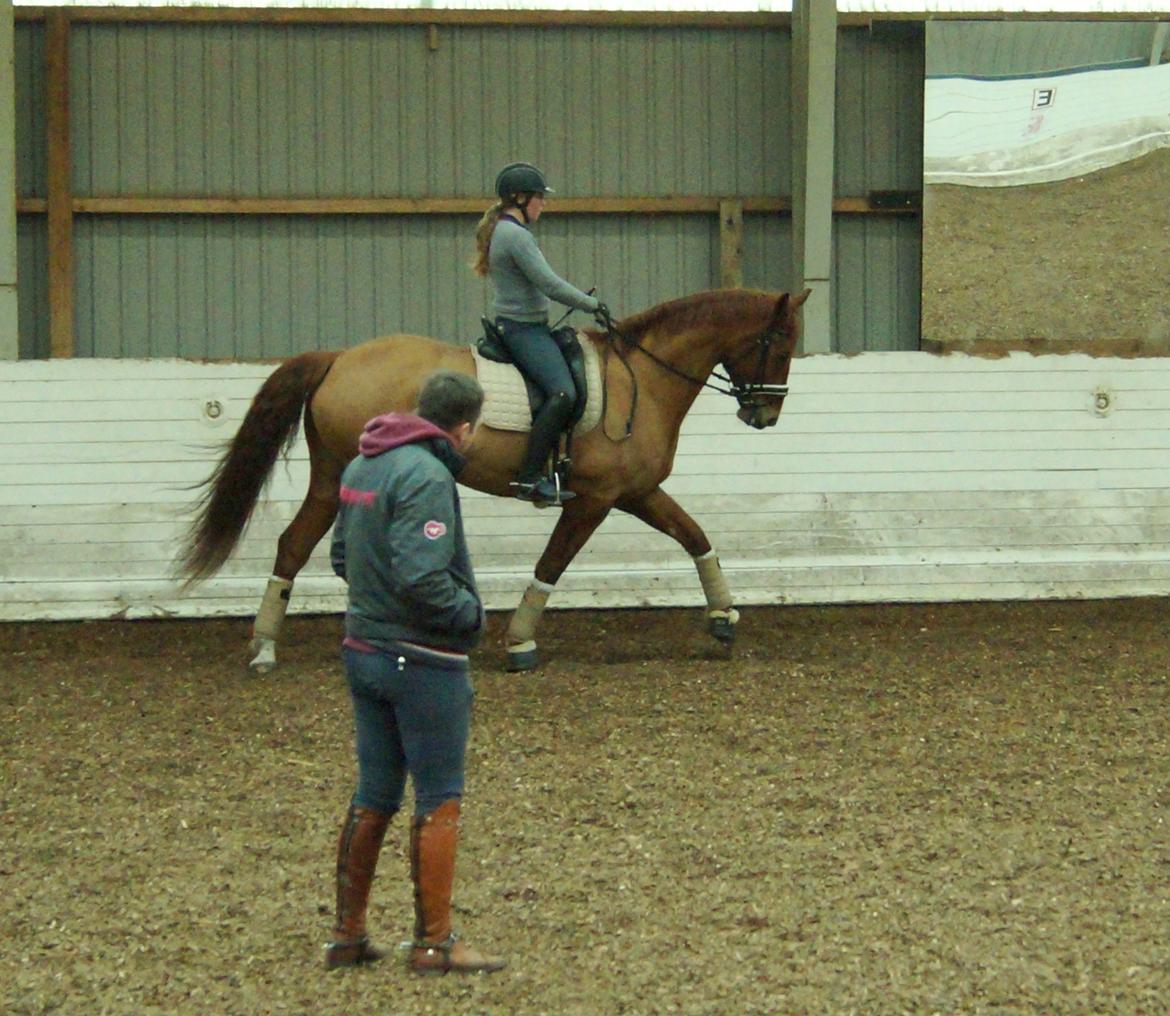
[330,413,483,654]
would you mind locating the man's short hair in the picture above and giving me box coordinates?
[416,370,484,431]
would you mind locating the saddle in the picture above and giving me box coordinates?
[476,319,590,428]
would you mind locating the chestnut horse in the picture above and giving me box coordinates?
[178,287,809,671]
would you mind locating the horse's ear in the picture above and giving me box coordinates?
[792,288,812,310]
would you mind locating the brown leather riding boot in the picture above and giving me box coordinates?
[324,803,393,969]
[408,799,506,976]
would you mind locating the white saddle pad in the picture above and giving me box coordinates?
[471,331,603,435]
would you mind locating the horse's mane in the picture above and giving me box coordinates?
[617,288,775,339]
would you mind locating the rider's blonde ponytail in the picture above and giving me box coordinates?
[472,200,505,277]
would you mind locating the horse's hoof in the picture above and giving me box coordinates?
[249,637,277,674]
[506,641,539,672]
[707,608,740,646]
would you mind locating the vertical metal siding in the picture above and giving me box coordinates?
[834,25,923,352]
[14,22,47,357]
[14,21,44,199]
[56,21,795,358]
[14,19,826,359]
[67,22,791,200]
[17,219,48,358]
[743,214,794,293]
[926,21,1165,77]
[18,19,842,357]
[73,214,496,358]
[833,216,922,354]
[71,212,728,359]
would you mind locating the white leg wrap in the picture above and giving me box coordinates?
[253,575,294,642]
[250,638,277,673]
[694,550,733,612]
[506,578,555,647]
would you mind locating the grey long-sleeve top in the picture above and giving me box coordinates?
[489,217,600,323]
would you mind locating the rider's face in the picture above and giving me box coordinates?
[526,193,545,222]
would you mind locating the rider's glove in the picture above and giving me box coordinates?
[593,302,615,330]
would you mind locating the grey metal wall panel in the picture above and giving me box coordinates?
[833,216,921,354]
[743,213,794,293]
[72,212,725,358]
[68,22,791,200]
[14,21,44,198]
[926,21,1166,78]
[30,17,924,360]
[836,25,924,195]
[59,19,797,359]
[17,217,48,358]
[834,25,923,352]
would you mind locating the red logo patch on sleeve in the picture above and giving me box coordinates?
[423,520,447,540]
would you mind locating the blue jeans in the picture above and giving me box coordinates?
[343,645,474,817]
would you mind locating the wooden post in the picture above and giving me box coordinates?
[719,199,743,289]
[46,10,73,358]
[790,0,837,354]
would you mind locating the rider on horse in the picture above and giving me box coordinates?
[473,162,610,507]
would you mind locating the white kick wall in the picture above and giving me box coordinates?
[3,353,1169,622]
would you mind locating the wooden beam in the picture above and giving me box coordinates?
[45,10,73,358]
[69,195,765,216]
[18,7,1163,26]
[15,7,791,29]
[719,199,744,289]
[13,195,915,216]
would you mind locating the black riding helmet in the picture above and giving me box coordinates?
[495,162,554,201]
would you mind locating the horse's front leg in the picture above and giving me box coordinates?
[505,496,613,671]
[617,487,739,646]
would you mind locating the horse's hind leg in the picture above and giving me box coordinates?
[617,487,739,646]
[505,496,612,671]
[250,444,343,673]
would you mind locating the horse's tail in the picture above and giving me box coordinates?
[176,350,339,586]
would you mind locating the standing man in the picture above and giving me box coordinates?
[325,369,504,976]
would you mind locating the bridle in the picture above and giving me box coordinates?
[602,318,792,409]
[718,324,792,409]
[594,315,792,441]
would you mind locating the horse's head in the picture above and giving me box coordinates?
[723,289,811,429]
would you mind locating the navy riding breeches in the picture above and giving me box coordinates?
[496,318,577,405]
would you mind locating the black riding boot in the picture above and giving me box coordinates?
[515,392,577,506]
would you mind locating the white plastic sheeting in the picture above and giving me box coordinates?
[925,60,1170,184]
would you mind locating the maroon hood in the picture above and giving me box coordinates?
[358,413,452,457]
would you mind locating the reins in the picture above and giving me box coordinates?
[594,312,791,441]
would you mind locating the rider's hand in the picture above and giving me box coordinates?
[593,302,614,330]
